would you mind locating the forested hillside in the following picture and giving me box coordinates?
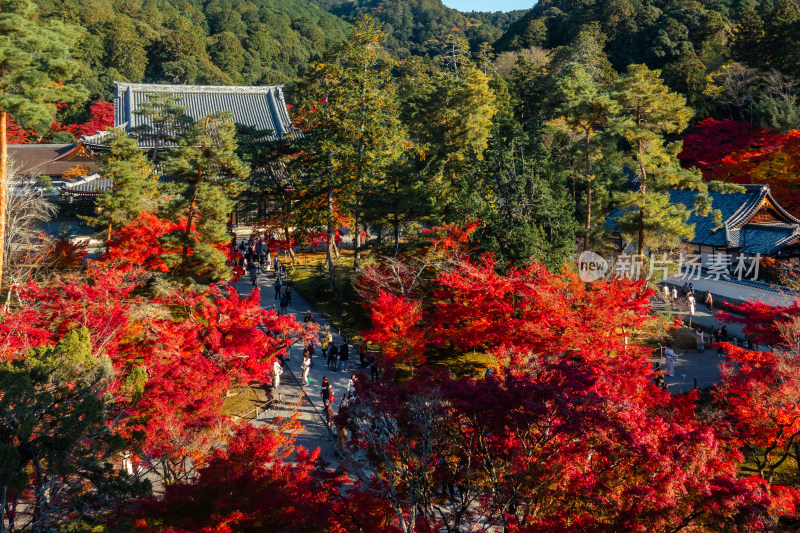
[35,0,349,101]
[307,0,524,55]
[33,0,524,105]
[494,0,800,130]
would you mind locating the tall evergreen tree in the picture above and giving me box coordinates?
[0,0,85,289]
[162,113,248,283]
[295,16,407,281]
[463,78,577,270]
[551,62,620,250]
[90,129,160,243]
[362,159,437,250]
[409,66,498,186]
[610,64,709,255]
[235,125,302,260]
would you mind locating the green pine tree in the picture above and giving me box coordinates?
[551,62,620,250]
[460,78,578,271]
[89,129,160,243]
[162,113,248,284]
[0,0,86,288]
[0,328,148,531]
[132,93,193,165]
[610,64,709,255]
[362,158,437,250]
[413,66,498,186]
[295,15,408,281]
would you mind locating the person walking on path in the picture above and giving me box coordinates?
[321,327,330,354]
[320,377,332,405]
[695,328,705,352]
[339,338,350,372]
[672,286,678,300]
[273,279,281,300]
[367,353,379,381]
[279,291,290,315]
[335,425,348,457]
[273,359,283,390]
[704,290,713,310]
[321,377,334,428]
[303,311,315,324]
[285,287,293,306]
[358,339,368,368]
[327,343,338,371]
[715,327,724,357]
[248,259,258,285]
[325,403,335,430]
[688,293,696,317]
[664,343,678,377]
[302,354,312,386]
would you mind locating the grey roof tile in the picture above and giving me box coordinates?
[609,184,800,256]
[113,82,300,147]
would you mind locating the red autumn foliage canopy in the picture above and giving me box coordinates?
[0,263,308,485]
[680,118,800,214]
[348,240,788,530]
[6,101,114,144]
[64,101,114,137]
[132,423,354,533]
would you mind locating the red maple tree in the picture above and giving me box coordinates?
[65,101,114,137]
[132,423,355,532]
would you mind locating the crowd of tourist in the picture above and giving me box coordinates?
[231,230,380,454]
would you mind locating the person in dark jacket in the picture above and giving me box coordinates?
[320,377,333,406]
[327,343,338,371]
[339,338,349,372]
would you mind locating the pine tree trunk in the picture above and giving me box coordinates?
[0,112,7,292]
[584,129,592,251]
[394,214,400,250]
[326,184,335,292]
[636,113,647,256]
[585,184,592,251]
[182,170,202,276]
[182,117,210,279]
[353,211,361,270]
[283,225,296,261]
[637,145,647,256]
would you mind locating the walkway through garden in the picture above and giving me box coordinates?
[231,259,357,467]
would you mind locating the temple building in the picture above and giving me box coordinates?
[8,142,100,182]
[670,184,800,264]
[609,184,800,278]
[82,82,299,151]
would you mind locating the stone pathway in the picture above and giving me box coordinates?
[232,262,364,467]
[651,297,774,393]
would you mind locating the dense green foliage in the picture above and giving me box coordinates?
[24,0,800,266]
[308,0,521,56]
[88,128,160,241]
[34,0,349,100]
[494,0,800,129]
[30,0,522,107]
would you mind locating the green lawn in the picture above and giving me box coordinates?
[288,251,371,340]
